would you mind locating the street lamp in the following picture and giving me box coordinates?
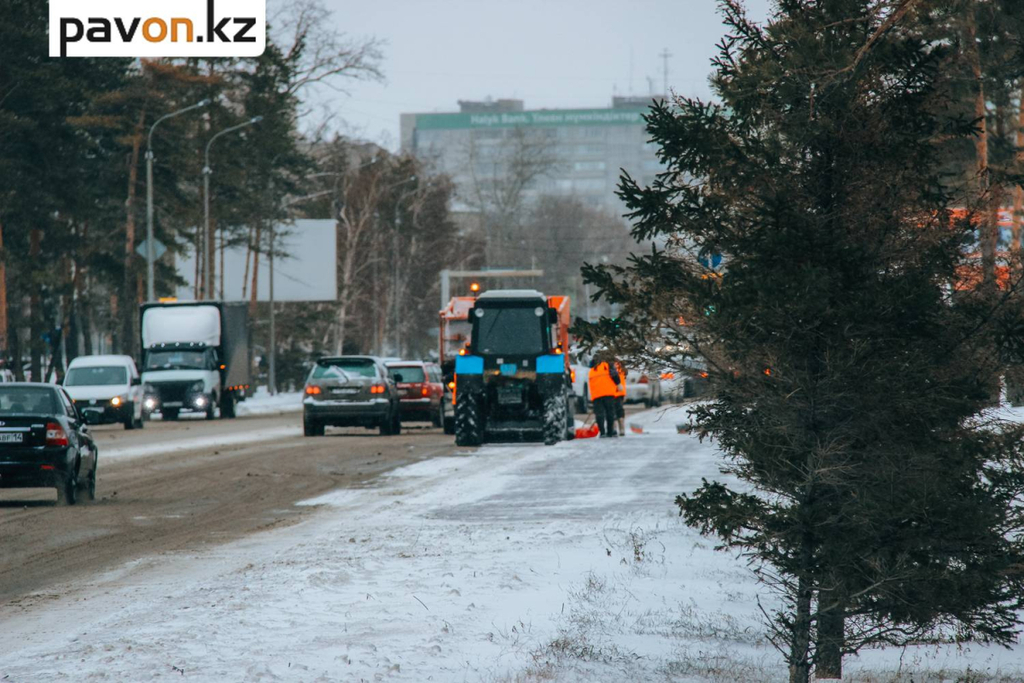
[202,116,262,300]
[145,98,211,302]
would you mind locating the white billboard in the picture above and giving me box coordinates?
[176,219,337,303]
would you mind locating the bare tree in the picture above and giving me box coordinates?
[461,126,559,267]
[269,0,384,97]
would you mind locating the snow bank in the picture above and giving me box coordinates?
[99,425,299,463]
[0,408,1020,682]
[235,389,303,417]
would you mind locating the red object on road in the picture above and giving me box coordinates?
[575,423,600,439]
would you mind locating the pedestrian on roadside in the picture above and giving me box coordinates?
[613,358,627,437]
[588,355,620,437]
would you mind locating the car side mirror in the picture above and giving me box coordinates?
[131,376,141,386]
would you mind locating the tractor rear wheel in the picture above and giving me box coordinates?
[543,394,566,446]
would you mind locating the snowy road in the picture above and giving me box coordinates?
[0,406,1021,681]
[0,413,456,604]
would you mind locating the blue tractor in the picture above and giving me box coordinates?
[453,290,576,446]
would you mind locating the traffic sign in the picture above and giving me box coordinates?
[136,238,167,260]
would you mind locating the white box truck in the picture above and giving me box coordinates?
[139,301,250,420]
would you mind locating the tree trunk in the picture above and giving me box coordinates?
[28,228,43,382]
[10,298,24,381]
[249,221,262,317]
[965,12,995,292]
[0,219,8,361]
[242,226,254,300]
[815,586,844,680]
[789,573,813,683]
[1013,86,1024,260]
[219,222,225,299]
[123,109,146,360]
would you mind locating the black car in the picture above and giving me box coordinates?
[302,356,402,437]
[0,383,98,504]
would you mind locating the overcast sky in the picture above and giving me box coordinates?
[310,0,774,148]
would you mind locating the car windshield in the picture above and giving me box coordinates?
[388,366,425,383]
[312,359,376,379]
[0,387,56,414]
[474,307,547,356]
[145,350,208,371]
[64,366,128,387]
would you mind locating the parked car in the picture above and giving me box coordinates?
[302,356,401,437]
[63,355,145,429]
[625,367,663,407]
[0,383,98,504]
[385,360,446,427]
[568,351,592,413]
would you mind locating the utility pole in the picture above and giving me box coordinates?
[268,223,276,395]
[659,48,672,97]
[202,116,262,300]
[146,99,210,301]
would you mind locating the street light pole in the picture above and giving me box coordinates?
[268,223,276,395]
[145,99,211,302]
[202,116,262,300]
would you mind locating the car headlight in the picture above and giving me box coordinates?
[110,396,125,407]
[189,381,205,393]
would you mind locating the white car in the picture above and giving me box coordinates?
[624,367,663,408]
[63,355,145,429]
[568,351,592,413]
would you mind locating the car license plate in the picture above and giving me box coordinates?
[497,386,522,405]
[332,388,358,395]
[0,433,24,444]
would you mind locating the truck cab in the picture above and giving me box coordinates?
[140,302,250,420]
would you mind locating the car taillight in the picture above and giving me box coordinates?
[639,375,649,384]
[422,386,430,396]
[370,384,385,394]
[45,422,69,447]
[571,369,576,382]
[305,385,322,395]
[660,372,675,380]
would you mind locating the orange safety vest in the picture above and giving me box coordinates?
[588,362,618,400]
[614,361,626,398]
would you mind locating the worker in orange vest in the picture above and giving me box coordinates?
[613,359,627,436]
[588,356,620,437]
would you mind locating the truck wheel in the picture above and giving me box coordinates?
[163,408,179,421]
[432,403,443,428]
[455,392,483,447]
[221,392,236,419]
[443,414,455,435]
[543,394,565,446]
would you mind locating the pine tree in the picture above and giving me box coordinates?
[577,1,1024,680]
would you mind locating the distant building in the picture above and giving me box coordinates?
[400,97,665,218]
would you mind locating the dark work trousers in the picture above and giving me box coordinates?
[593,396,617,436]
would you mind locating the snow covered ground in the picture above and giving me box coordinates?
[0,406,1021,682]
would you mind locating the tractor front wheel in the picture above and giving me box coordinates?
[455,392,483,447]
